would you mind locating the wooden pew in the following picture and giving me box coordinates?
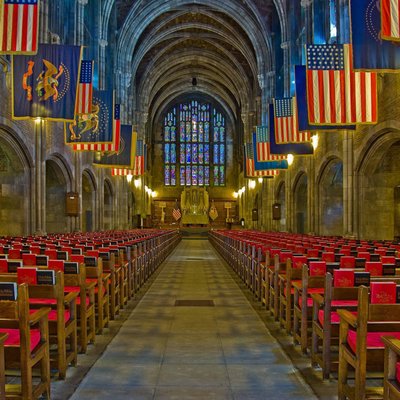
[292,262,325,354]
[0,332,7,400]
[382,336,400,399]
[0,283,50,399]
[338,284,400,400]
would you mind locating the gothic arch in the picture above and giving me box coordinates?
[0,124,33,235]
[354,122,400,239]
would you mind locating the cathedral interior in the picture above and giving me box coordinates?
[1,0,400,399]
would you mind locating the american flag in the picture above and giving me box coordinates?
[133,139,144,176]
[381,0,400,41]
[76,60,93,115]
[0,0,39,54]
[245,143,279,177]
[255,126,286,162]
[274,97,311,144]
[111,104,121,152]
[111,168,134,176]
[306,44,377,125]
[172,207,181,221]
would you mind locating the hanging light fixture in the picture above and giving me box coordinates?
[287,154,294,166]
[311,134,319,150]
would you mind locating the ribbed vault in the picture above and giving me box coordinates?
[110,0,281,145]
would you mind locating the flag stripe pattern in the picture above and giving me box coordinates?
[274,97,311,143]
[133,140,144,176]
[245,143,279,177]
[0,0,38,54]
[73,143,117,152]
[381,0,400,40]
[306,44,377,125]
[111,104,121,152]
[111,168,134,176]
[255,126,286,162]
[76,60,93,115]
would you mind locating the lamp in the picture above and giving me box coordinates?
[134,178,141,188]
[233,191,239,198]
[311,134,319,150]
[151,191,157,198]
[249,180,256,189]
[287,153,294,166]
[258,177,263,184]
[34,117,42,124]
[126,174,133,183]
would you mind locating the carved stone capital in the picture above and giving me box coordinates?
[280,41,290,50]
[99,39,108,48]
[301,0,313,7]
[78,0,88,5]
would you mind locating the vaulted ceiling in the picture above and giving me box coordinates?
[112,0,280,130]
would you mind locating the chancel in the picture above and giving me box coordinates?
[1,0,400,399]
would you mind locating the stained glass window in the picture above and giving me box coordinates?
[163,100,225,186]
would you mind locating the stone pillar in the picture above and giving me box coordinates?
[343,130,354,237]
[308,155,316,234]
[34,119,46,234]
[285,170,292,232]
[97,168,104,230]
[76,0,88,46]
[264,179,273,232]
[73,152,82,232]
[39,0,49,43]
[98,39,108,90]
[301,0,314,44]
[281,41,291,97]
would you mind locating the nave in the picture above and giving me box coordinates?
[55,239,323,400]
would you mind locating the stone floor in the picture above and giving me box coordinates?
[54,239,338,399]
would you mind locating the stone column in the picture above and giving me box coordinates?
[308,155,316,234]
[98,39,108,90]
[97,168,104,230]
[343,130,354,237]
[264,179,274,232]
[76,0,88,46]
[34,119,46,234]
[301,0,314,44]
[285,170,292,232]
[281,41,291,97]
[73,152,82,232]
[39,0,49,43]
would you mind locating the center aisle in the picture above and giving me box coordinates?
[69,239,317,400]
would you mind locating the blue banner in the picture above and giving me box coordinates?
[93,125,135,167]
[65,90,114,146]
[253,132,288,170]
[294,65,355,131]
[268,104,313,155]
[350,0,400,71]
[12,43,81,121]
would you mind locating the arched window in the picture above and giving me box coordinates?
[163,100,226,187]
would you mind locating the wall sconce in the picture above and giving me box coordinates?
[126,174,133,183]
[311,134,319,150]
[258,177,263,184]
[34,117,42,124]
[134,178,141,188]
[287,153,294,166]
[249,180,256,189]
[233,191,239,198]
[151,191,157,198]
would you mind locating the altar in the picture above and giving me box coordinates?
[181,187,209,226]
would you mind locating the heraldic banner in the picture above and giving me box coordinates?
[65,90,116,150]
[93,125,137,168]
[12,43,81,121]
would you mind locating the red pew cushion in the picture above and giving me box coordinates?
[347,330,400,354]
[0,328,41,351]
